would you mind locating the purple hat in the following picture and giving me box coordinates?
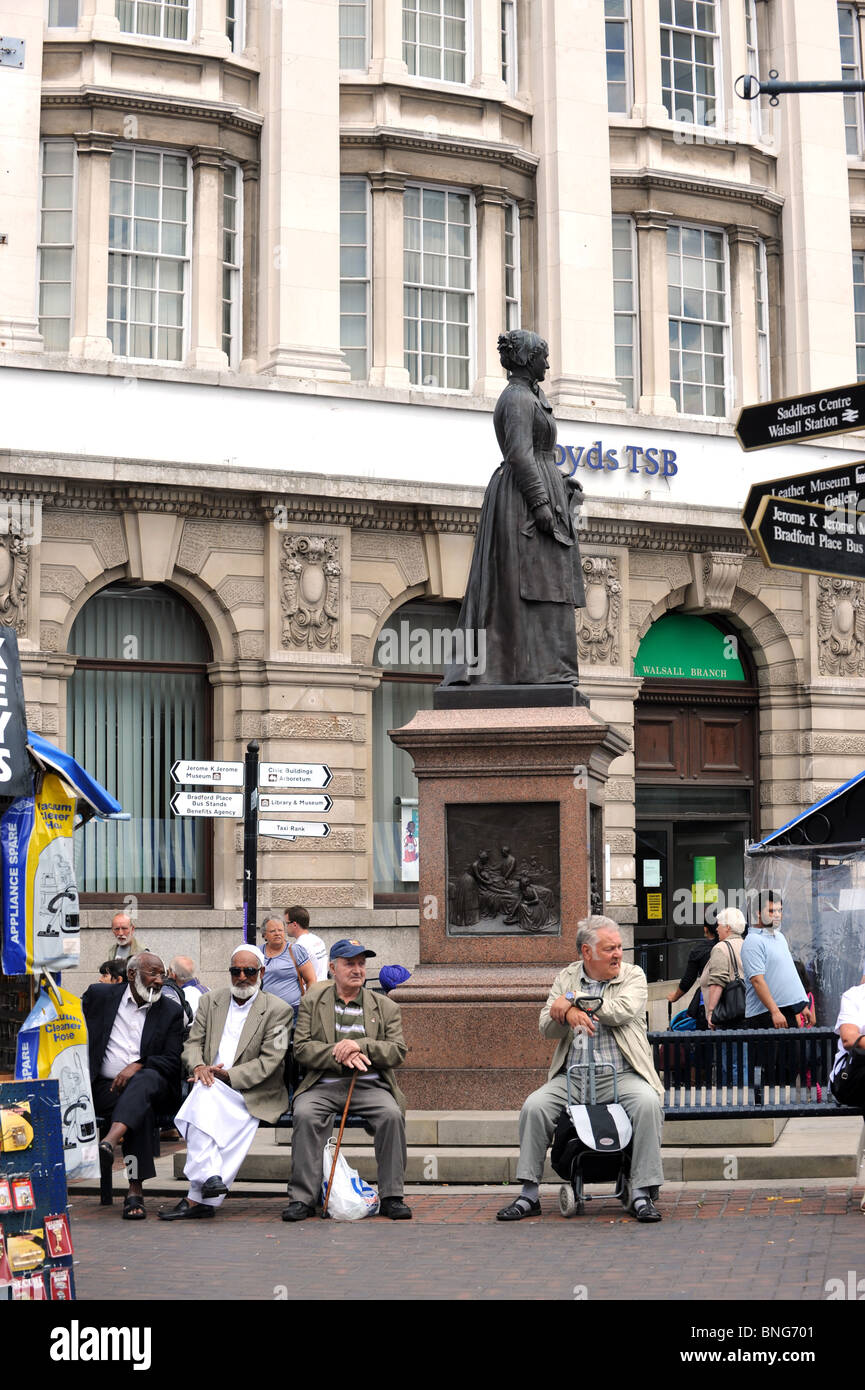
[329,938,376,961]
[378,965,411,992]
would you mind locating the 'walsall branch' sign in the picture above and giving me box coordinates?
[736,382,865,451]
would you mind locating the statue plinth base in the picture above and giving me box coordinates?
[433,684,590,710]
[389,704,627,1109]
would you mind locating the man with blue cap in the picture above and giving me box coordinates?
[282,939,411,1221]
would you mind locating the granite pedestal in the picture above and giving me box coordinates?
[389,705,628,1108]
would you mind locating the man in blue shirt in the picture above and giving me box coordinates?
[741,892,808,1028]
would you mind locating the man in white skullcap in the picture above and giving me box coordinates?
[158,945,292,1221]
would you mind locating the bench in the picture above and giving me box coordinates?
[649,1025,862,1118]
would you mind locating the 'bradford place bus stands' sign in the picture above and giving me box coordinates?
[750,494,865,583]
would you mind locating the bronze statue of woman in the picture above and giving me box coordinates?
[442,330,586,690]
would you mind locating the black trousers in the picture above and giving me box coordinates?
[747,1003,808,1091]
[93,1071,174,1183]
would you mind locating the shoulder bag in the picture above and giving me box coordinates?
[710,941,746,1028]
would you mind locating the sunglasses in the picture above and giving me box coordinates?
[229,965,260,979]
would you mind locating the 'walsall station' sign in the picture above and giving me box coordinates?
[736,382,865,451]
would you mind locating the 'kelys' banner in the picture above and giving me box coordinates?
[1,773,80,975]
[0,626,32,800]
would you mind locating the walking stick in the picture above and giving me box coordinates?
[321,1070,358,1218]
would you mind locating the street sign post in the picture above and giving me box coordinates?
[170,791,243,817]
[751,493,865,581]
[258,793,333,814]
[735,382,865,451]
[243,741,259,947]
[258,821,331,839]
[170,760,244,785]
[741,458,865,542]
[258,763,332,789]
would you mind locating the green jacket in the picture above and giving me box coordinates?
[540,960,664,1099]
[293,982,408,1114]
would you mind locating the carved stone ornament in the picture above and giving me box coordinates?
[817,575,865,677]
[700,550,744,610]
[0,532,29,635]
[577,556,621,665]
[280,535,341,651]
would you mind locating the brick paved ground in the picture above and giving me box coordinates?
[67,1185,865,1303]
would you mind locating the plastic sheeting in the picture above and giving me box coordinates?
[744,849,865,1027]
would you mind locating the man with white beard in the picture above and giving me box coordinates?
[158,945,292,1221]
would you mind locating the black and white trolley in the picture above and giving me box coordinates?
[551,996,634,1217]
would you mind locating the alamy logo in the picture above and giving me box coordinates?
[49,1321,152,1371]
[376,620,486,675]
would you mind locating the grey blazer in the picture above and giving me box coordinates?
[182,988,292,1124]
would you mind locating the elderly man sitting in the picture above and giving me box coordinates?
[496,915,666,1225]
[158,945,292,1221]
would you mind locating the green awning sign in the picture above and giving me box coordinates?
[634,614,746,681]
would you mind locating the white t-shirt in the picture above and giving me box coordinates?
[298,931,329,981]
[831,983,865,1083]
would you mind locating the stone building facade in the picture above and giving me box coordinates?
[2,0,865,986]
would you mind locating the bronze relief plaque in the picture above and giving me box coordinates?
[446,801,561,936]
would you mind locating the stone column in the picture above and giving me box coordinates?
[473,184,507,397]
[258,0,350,380]
[634,210,676,415]
[472,0,508,100]
[240,160,259,370]
[517,198,535,329]
[529,0,625,409]
[0,5,43,352]
[631,0,668,124]
[187,147,229,370]
[368,171,410,389]
[68,132,114,361]
[195,0,232,52]
[79,0,120,39]
[369,0,408,81]
[772,0,857,389]
[728,226,761,412]
[766,234,783,396]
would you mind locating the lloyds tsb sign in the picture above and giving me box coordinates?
[554,440,679,477]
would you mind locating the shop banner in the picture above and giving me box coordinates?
[0,627,33,800]
[1,772,80,975]
[15,986,97,1180]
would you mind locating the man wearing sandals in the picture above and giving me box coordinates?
[496,916,666,1225]
[84,952,183,1221]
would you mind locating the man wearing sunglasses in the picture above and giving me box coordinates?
[159,944,292,1221]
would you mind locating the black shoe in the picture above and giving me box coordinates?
[380,1197,412,1220]
[496,1197,542,1221]
[282,1201,315,1222]
[629,1195,662,1223]
[201,1175,229,1198]
[158,1198,215,1222]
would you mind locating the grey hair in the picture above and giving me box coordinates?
[169,955,195,982]
[716,906,746,935]
[576,915,621,954]
[125,954,139,977]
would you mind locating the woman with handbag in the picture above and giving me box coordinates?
[702,907,747,1031]
[260,916,316,1024]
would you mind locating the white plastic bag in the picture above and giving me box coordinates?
[321,1137,380,1220]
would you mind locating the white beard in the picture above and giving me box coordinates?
[231,982,260,1003]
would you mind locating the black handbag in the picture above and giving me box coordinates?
[830,1045,865,1109]
[711,942,746,1028]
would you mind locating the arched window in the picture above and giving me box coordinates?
[372,600,460,900]
[67,583,212,902]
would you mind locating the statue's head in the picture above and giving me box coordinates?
[497,329,549,378]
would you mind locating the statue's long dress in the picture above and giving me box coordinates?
[442,376,585,687]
